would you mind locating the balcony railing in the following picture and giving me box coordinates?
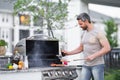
[104,48,120,69]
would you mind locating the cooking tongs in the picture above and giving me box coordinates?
[56,54,85,62]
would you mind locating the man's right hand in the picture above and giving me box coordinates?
[61,50,68,56]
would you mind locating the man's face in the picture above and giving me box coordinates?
[78,20,88,30]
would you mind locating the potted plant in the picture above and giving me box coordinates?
[0,39,8,56]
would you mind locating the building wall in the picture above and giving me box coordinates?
[0,12,13,53]
[0,12,13,27]
[65,0,88,51]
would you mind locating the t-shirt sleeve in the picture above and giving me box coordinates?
[97,31,108,42]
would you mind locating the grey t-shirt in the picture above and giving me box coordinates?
[81,28,107,66]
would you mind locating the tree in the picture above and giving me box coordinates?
[103,19,118,47]
[14,0,70,38]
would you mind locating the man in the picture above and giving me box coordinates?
[62,13,111,80]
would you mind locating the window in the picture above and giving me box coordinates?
[33,16,43,26]
[2,18,4,22]
[19,30,30,40]
[19,14,30,26]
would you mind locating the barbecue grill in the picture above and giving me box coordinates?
[12,34,80,80]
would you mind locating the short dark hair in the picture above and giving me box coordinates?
[77,13,91,23]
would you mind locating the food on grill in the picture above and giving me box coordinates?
[50,63,65,67]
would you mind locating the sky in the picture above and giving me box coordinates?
[89,3,120,18]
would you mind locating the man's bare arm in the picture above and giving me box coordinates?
[86,33,111,61]
[63,43,84,55]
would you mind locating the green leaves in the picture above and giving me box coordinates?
[103,19,118,47]
[14,0,33,14]
[0,39,8,46]
[105,69,120,80]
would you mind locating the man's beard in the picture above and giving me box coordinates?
[82,26,88,30]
